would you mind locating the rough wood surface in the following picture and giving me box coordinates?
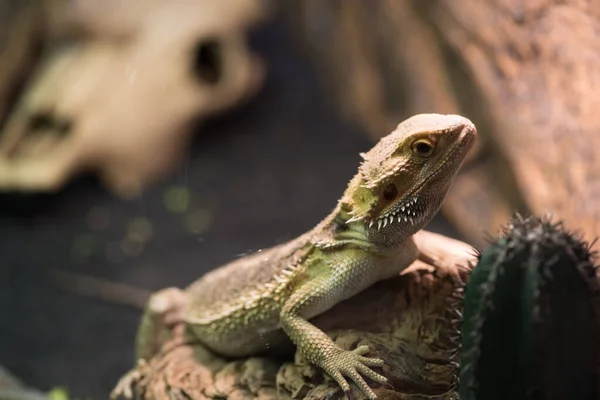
[118,263,466,400]
[281,0,600,248]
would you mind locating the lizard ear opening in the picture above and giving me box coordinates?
[383,183,398,202]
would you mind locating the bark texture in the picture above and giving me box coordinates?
[280,0,600,248]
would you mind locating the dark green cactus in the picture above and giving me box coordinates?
[459,215,600,400]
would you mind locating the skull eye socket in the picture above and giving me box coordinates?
[28,112,72,137]
[383,183,398,202]
[28,113,54,133]
[412,139,434,157]
[193,39,222,85]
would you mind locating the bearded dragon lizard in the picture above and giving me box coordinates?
[111,113,477,400]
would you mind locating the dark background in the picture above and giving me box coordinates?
[0,19,461,399]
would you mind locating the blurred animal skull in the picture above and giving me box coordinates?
[0,0,267,197]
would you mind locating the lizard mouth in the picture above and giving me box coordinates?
[368,129,473,230]
[369,194,422,230]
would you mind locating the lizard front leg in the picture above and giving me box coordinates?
[280,270,388,399]
[412,230,476,283]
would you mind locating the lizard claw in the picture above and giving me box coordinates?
[322,346,387,400]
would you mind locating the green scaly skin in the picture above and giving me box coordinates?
[112,113,477,400]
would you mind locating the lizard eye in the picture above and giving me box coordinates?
[383,183,398,202]
[412,139,434,157]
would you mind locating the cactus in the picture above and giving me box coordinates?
[459,214,600,400]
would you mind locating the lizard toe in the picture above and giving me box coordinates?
[110,368,142,400]
[352,345,370,356]
[329,369,351,393]
[434,262,467,286]
[355,363,387,383]
[344,368,377,399]
[357,355,385,367]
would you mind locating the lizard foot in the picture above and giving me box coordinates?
[110,360,146,400]
[433,262,470,286]
[322,345,387,400]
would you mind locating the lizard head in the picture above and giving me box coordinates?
[340,113,477,239]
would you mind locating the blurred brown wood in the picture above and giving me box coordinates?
[281,0,600,248]
[0,0,45,126]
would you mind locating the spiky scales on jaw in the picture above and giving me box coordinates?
[341,113,476,240]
